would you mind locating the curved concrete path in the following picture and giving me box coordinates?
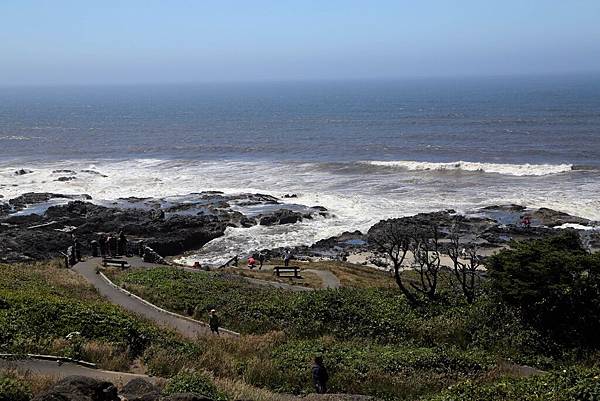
[73,258,238,339]
[0,358,159,385]
[305,269,341,289]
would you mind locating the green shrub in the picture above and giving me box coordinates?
[488,231,600,347]
[424,367,600,401]
[0,376,32,401]
[164,370,227,400]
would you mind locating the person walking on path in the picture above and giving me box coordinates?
[312,355,329,394]
[258,252,265,270]
[209,309,220,335]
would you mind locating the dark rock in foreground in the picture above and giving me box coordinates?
[33,375,119,401]
[120,377,161,401]
[33,376,214,401]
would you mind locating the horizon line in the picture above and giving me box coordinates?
[1,70,599,89]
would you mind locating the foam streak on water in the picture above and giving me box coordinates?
[1,158,599,265]
[364,160,574,176]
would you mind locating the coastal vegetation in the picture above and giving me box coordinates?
[1,231,599,400]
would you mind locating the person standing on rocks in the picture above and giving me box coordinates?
[118,231,128,256]
[312,355,329,394]
[209,309,220,335]
[284,250,292,267]
[105,235,113,257]
[258,252,265,270]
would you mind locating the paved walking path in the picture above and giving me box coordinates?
[0,358,159,385]
[305,269,341,289]
[73,258,238,339]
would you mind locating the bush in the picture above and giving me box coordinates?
[0,376,32,401]
[423,367,600,401]
[164,370,227,401]
[488,231,600,347]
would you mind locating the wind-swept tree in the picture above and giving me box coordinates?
[410,226,442,300]
[446,231,482,304]
[368,219,442,304]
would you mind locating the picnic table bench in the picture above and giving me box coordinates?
[102,258,129,268]
[274,266,301,278]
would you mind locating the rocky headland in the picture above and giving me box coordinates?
[1,190,598,264]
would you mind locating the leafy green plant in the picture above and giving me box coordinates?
[164,370,228,401]
[0,376,32,401]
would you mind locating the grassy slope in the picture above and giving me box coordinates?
[0,261,178,370]
[110,265,597,400]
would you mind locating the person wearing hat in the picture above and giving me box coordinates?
[208,309,220,335]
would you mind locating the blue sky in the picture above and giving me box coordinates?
[1,0,599,85]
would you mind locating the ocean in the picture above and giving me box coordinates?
[1,75,599,264]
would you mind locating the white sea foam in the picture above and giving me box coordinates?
[1,158,598,266]
[364,160,573,176]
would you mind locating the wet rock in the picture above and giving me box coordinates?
[283,193,298,198]
[0,202,10,217]
[33,375,119,401]
[530,207,590,227]
[53,169,76,174]
[480,204,526,212]
[14,169,33,175]
[258,209,304,226]
[8,193,92,211]
[240,216,257,228]
[81,170,108,177]
[56,176,77,182]
[118,197,152,203]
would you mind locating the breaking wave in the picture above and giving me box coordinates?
[363,160,574,176]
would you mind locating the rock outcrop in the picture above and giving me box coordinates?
[33,376,119,401]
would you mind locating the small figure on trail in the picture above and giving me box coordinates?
[67,246,75,266]
[284,250,292,267]
[90,240,99,257]
[521,214,532,228]
[118,230,128,256]
[208,309,220,335]
[247,255,257,269]
[232,255,239,267]
[312,355,329,394]
[105,235,113,257]
[72,234,81,262]
[99,235,107,257]
[258,252,265,270]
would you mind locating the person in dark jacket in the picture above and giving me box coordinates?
[118,231,127,256]
[209,309,220,335]
[312,355,329,394]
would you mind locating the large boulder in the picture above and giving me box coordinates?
[258,209,305,226]
[530,207,590,227]
[33,376,119,401]
[121,378,160,401]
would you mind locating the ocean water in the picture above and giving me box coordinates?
[1,75,599,264]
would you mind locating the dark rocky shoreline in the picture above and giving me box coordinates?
[0,191,598,263]
[0,192,329,263]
